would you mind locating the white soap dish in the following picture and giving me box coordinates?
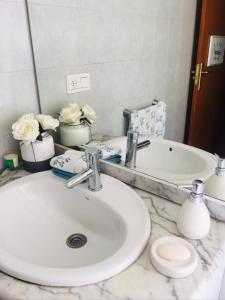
[150,236,198,278]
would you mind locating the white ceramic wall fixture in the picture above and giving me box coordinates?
[0,171,150,286]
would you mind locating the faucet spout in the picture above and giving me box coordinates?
[66,169,93,189]
[125,131,150,169]
[66,148,102,191]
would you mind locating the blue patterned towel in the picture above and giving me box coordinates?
[50,147,121,177]
[52,168,75,180]
[87,141,121,159]
[105,154,121,164]
[129,101,166,138]
[50,150,87,174]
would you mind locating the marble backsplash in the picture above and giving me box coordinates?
[54,143,225,222]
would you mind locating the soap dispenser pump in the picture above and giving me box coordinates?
[204,156,225,201]
[177,180,211,240]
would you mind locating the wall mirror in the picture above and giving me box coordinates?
[27,0,225,202]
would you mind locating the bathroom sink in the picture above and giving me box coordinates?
[0,171,150,286]
[105,137,217,185]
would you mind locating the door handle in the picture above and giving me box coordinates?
[198,63,208,91]
[192,63,208,91]
[192,63,200,86]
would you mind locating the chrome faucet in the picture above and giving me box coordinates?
[125,131,150,168]
[66,148,102,191]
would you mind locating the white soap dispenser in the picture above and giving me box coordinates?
[204,156,225,201]
[177,180,211,240]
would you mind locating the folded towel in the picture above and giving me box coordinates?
[86,141,121,159]
[105,154,121,164]
[50,150,87,174]
[52,168,75,180]
[129,101,166,138]
[50,145,121,177]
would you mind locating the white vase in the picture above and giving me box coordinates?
[20,133,55,173]
[59,123,91,147]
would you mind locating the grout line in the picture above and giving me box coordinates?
[0,0,24,3]
[34,56,166,72]
[0,68,35,75]
[27,1,179,20]
[25,0,41,113]
[28,1,154,18]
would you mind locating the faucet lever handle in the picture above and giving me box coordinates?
[85,147,102,170]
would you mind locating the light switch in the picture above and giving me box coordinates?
[80,75,89,88]
[67,73,90,94]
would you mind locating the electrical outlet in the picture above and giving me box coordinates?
[67,73,90,94]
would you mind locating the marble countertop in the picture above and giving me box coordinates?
[1,168,225,300]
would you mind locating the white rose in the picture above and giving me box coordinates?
[36,114,59,131]
[81,104,97,123]
[59,103,82,124]
[12,114,40,144]
[19,113,36,121]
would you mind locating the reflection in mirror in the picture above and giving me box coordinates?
[27,0,225,201]
[27,0,196,140]
[104,136,216,185]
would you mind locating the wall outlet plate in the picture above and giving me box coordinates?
[207,35,225,67]
[67,73,90,94]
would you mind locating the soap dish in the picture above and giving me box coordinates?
[150,236,198,278]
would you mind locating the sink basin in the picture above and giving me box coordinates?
[105,137,217,185]
[0,171,150,286]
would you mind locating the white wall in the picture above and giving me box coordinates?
[0,0,197,170]
[0,0,39,169]
[28,0,197,141]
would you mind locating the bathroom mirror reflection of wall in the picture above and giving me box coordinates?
[27,0,225,201]
[27,0,197,140]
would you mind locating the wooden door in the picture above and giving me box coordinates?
[187,0,225,153]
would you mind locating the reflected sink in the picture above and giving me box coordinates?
[0,171,150,286]
[105,137,217,185]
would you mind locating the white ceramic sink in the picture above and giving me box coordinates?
[0,171,150,286]
[105,137,217,185]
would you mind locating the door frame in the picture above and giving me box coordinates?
[184,0,203,144]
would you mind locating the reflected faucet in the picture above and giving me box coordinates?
[125,131,150,169]
[66,148,102,191]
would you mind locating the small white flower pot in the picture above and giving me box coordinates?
[20,133,55,173]
[59,123,91,147]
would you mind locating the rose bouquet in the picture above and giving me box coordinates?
[59,103,97,125]
[12,113,59,144]
[59,103,97,147]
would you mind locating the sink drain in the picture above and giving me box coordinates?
[66,233,87,249]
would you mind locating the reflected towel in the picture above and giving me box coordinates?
[129,101,166,138]
[87,141,121,159]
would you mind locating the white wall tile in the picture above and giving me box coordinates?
[29,5,118,68]
[0,0,39,168]
[152,18,170,57]
[154,0,181,18]
[0,71,39,136]
[27,0,157,16]
[27,0,197,141]
[28,4,157,69]
[0,1,34,72]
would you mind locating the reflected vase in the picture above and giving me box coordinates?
[59,123,91,147]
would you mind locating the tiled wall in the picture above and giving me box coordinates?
[28,0,197,141]
[0,0,39,169]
